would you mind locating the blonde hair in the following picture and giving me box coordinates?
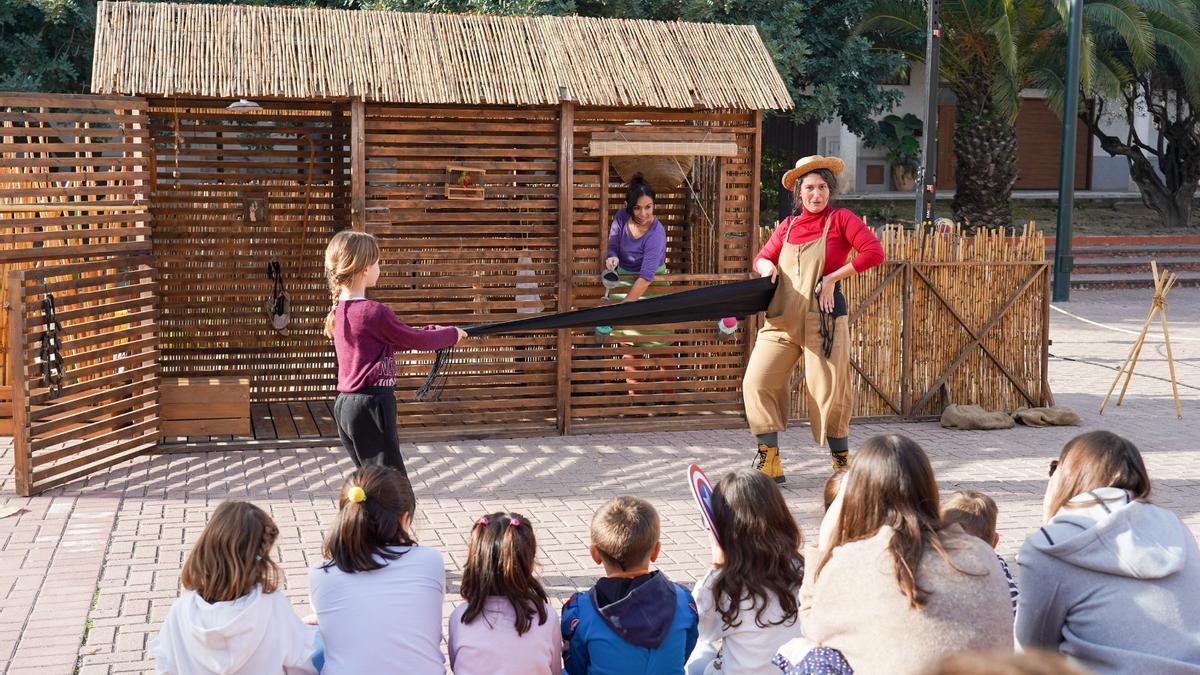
[324,230,381,339]
[181,501,282,603]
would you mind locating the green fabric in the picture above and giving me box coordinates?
[600,265,672,347]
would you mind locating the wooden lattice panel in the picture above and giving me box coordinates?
[148,99,350,402]
[364,103,561,437]
[7,257,159,496]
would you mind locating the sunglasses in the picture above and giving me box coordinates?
[1049,460,1059,477]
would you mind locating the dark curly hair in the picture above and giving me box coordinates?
[709,468,805,629]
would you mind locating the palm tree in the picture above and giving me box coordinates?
[861,0,1045,229]
[862,0,1179,230]
[1027,0,1200,229]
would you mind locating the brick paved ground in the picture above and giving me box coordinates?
[1,287,1197,674]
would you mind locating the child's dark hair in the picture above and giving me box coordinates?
[181,501,282,604]
[625,173,655,214]
[590,496,659,571]
[321,466,417,573]
[709,468,805,629]
[941,490,999,544]
[459,512,549,636]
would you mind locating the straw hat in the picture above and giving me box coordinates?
[781,155,845,191]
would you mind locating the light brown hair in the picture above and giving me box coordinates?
[181,501,282,604]
[459,512,549,635]
[1045,430,1150,517]
[709,469,804,629]
[818,434,967,609]
[823,472,844,511]
[941,490,999,544]
[590,496,659,571]
[324,230,381,339]
[321,466,417,574]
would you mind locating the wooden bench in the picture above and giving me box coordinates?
[160,377,251,437]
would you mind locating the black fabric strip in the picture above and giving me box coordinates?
[462,276,777,337]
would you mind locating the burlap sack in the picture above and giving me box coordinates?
[940,404,1016,430]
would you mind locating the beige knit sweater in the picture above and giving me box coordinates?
[799,524,1014,674]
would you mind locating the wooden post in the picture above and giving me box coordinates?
[599,155,609,273]
[350,98,366,232]
[744,112,764,365]
[556,93,576,435]
[901,263,913,416]
[1040,263,1054,406]
[7,271,30,496]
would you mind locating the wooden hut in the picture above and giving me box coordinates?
[1,0,794,493]
[2,2,1052,495]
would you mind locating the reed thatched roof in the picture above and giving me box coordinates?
[91,1,793,110]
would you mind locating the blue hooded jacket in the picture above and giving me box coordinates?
[562,571,698,675]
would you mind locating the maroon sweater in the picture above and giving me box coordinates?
[333,299,459,393]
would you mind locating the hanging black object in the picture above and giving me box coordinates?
[39,295,65,398]
[266,260,291,334]
[415,276,777,401]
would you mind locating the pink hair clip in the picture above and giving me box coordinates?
[509,517,521,527]
[478,516,489,526]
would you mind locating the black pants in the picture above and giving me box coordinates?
[333,387,407,475]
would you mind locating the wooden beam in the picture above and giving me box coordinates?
[7,272,31,496]
[599,155,609,273]
[556,95,576,435]
[350,98,366,232]
[745,111,763,366]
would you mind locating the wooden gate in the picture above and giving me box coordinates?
[1,92,158,495]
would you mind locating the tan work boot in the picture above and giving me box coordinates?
[831,449,851,473]
[752,444,786,483]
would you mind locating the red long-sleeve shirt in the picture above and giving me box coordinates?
[334,299,459,392]
[753,206,885,276]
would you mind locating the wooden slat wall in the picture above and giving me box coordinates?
[0,93,152,395]
[363,103,561,437]
[147,99,350,402]
[568,109,758,429]
[7,256,159,496]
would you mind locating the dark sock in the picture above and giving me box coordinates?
[828,436,849,454]
[756,432,778,448]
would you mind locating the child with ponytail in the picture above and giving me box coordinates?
[309,466,445,675]
[449,512,562,675]
[324,230,466,473]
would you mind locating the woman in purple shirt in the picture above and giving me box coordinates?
[604,174,668,302]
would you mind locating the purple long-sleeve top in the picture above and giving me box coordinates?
[333,299,458,392]
[606,208,667,282]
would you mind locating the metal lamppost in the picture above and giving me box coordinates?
[1053,0,1084,301]
[914,0,942,227]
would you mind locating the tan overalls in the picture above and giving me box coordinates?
[743,215,852,445]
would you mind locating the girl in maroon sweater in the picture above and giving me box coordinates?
[324,231,465,473]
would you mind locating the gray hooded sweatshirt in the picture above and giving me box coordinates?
[1015,487,1200,674]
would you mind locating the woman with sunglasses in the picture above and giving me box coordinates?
[1016,430,1200,672]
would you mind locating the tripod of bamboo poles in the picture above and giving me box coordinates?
[1099,261,1183,418]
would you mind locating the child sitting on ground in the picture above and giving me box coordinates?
[822,472,844,512]
[562,496,698,675]
[309,466,445,675]
[941,490,1019,612]
[150,501,320,675]
[687,469,805,675]
[449,512,561,675]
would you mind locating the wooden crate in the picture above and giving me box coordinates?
[160,377,251,437]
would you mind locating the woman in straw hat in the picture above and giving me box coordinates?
[743,155,884,482]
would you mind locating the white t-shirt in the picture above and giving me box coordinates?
[686,567,804,675]
[309,546,446,675]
